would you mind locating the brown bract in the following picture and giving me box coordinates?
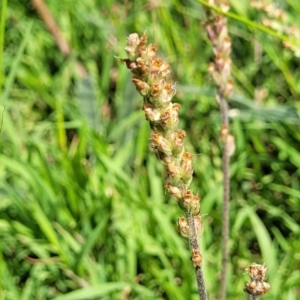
[244,263,270,297]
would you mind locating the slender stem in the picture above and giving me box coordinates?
[248,294,260,300]
[31,0,71,56]
[220,94,229,127]
[0,0,7,103]
[186,211,207,300]
[31,0,87,78]
[219,95,230,300]
[200,5,232,295]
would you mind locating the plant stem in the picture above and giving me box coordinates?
[220,96,230,300]
[248,294,260,300]
[0,0,7,103]
[186,211,207,300]
[201,1,233,297]
[31,0,71,55]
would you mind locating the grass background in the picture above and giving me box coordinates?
[1,0,300,299]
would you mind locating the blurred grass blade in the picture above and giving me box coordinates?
[0,0,7,100]
[75,215,109,270]
[246,207,277,277]
[32,202,69,264]
[52,282,163,300]
[75,75,99,130]
[1,22,32,104]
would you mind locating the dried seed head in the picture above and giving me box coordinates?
[178,216,190,238]
[125,33,140,59]
[134,58,149,78]
[208,62,220,84]
[180,152,194,185]
[204,21,217,43]
[132,77,150,96]
[142,103,161,122]
[165,183,182,199]
[172,103,181,111]
[180,189,193,211]
[137,32,148,55]
[151,131,172,156]
[244,281,257,294]
[161,153,172,165]
[118,58,138,70]
[261,282,271,294]
[214,15,226,36]
[244,263,270,296]
[172,129,186,156]
[121,33,204,237]
[194,215,204,236]
[220,124,229,140]
[147,43,158,58]
[150,58,171,78]
[245,281,270,296]
[150,81,162,100]
[160,105,179,130]
[179,190,200,214]
[191,249,202,267]
[246,263,268,281]
[226,134,235,157]
[223,77,234,98]
[166,160,181,180]
[160,82,176,105]
[191,193,200,215]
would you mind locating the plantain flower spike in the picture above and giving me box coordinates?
[244,263,270,299]
[120,32,202,236]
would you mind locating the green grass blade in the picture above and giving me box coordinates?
[1,22,32,104]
